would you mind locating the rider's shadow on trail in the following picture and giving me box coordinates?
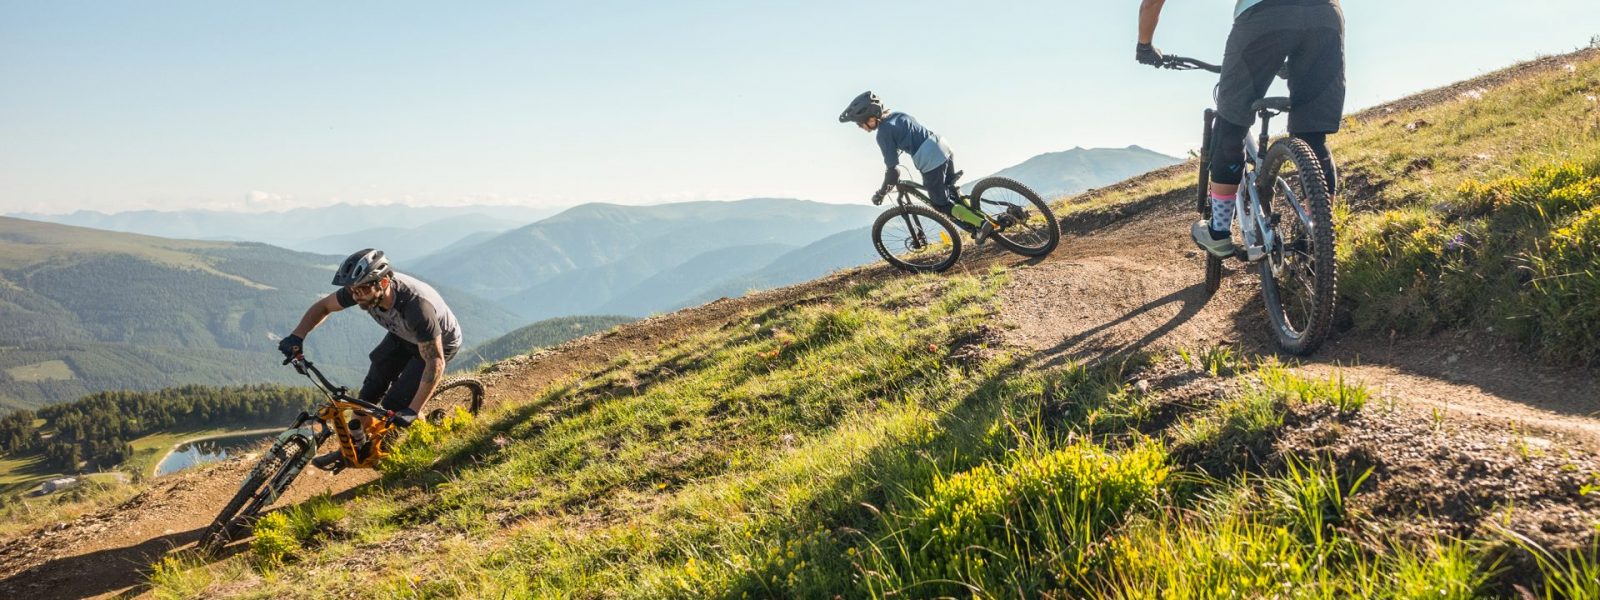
[0,526,215,599]
[1034,280,1214,370]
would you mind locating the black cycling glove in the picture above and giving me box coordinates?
[871,189,888,206]
[391,407,418,428]
[1136,42,1164,66]
[277,334,304,360]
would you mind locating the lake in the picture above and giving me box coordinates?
[155,431,277,477]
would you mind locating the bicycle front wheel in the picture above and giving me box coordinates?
[1257,137,1337,355]
[424,377,485,424]
[970,177,1059,257]
[872,205,962,273]
[198,433,312,554]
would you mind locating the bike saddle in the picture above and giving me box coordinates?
[1252,97,1292,113]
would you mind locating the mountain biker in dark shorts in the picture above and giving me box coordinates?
[1137,0,1345,258]
[839,91,995,240]
[276,248,463,466]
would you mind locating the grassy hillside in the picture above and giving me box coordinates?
[44,49,1600,599]
[0,218,525,406]
[455,315,636,371]
[1329,54,1600,363]
[156,271,1592,598]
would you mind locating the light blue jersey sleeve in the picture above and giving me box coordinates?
[1235,0,1265,18]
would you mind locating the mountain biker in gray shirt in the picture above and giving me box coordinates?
[839,91,994,239]
[277,249,462,465]
[1137,0,1345,258]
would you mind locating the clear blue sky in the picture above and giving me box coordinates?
[1,1,1595,214]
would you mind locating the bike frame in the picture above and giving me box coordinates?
[285,356,399,470]
[1178,56,1315,268]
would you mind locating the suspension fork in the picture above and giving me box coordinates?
[895,190,929,246]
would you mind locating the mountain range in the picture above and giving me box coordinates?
[0,217,523,408]
[10,204,556,264]
[974,145,1182,199]
[0,146,1180,407]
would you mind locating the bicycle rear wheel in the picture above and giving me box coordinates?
[198,433,312,554]
[424,377,485,424]
[970,177,1059,257]
[1257,137,1337,355]
[872,205,962,273]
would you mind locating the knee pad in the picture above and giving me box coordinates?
[1209,118,1249,186]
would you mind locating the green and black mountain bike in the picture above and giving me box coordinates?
[1159,54,1338,355]
[198,354,483,553]
[872,171,1060,272]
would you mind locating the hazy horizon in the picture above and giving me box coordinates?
[2,1,1594,215]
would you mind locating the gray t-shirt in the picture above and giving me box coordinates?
[336,272,462,356]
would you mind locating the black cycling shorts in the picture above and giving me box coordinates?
[359,333,457,412]
[1216,0,1345,134]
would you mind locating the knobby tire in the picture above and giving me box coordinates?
[971,177,1060,257]
[1258,137,1337,355]
[198,434,311,554]
[872,205,962,273]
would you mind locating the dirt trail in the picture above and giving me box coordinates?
[994,197,1600,448]
[3,47,1600,600]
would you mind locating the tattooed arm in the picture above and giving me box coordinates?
[408,336,446,412]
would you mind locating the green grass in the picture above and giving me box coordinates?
[1333,54,1600,363]
[133,53,1600,599]
[0,475,136,537]
[3,359,76,382]
[143,269,1568,599]
[0,452,55,495]
[251,494,347,567]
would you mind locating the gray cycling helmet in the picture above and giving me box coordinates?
[839,91,885,124]
[332,248,392,287]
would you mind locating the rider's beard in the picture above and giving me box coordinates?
[356,294,380,310]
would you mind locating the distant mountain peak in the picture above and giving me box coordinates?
[973,146,1184,200]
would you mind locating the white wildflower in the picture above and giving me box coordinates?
[1565,63,1578,73]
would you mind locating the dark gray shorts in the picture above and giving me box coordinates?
[361,332,457,411]
[1217,0,1345,134]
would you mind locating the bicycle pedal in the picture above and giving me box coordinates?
[1235,245,1268,263]
[311,453,347,473]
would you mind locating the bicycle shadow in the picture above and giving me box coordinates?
[1032,280,1215,370]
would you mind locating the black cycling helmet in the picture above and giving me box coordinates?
[332,248,392,287]
[839,91,886,124]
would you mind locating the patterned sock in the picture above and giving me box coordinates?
[1209,192,1236,235]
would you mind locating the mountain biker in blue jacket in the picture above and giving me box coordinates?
[1137,0,1345,259]
[839,91,994,240]
[276,248,463,468]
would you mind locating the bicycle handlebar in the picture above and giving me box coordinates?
[284,354,390,417]
[1157,55,1222,74]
